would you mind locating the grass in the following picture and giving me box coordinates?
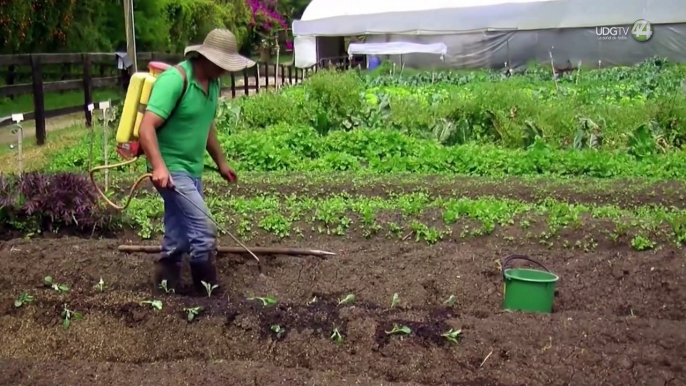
[0,88,123,117]
[0,124,88,173]
[253,52,293,64]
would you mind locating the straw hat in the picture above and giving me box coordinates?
[184,29,256,72]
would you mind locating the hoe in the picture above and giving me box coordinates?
[88,61,335,269]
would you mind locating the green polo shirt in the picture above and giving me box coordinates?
[146,60,220,177]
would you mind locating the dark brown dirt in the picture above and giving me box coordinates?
[0,226,684,385]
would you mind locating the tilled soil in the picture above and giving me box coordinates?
[0,228,684,385]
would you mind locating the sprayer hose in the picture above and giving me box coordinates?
[89,158,263,267]
[89,156,152,211]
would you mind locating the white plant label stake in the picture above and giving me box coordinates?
[87,103,95,169]
[275,41,280,90]
[11,113,24,175]
[98,101,110,191]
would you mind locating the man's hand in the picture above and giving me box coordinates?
[207,123,235,183]
[219,163,237,183]
[152,166,173,188]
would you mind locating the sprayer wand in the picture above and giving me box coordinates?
[168,183,261,266]
[89,161,261,268]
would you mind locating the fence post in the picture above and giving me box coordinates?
[281,64,285,86]
[288,66,292,85]
[5,65,15,100]
[230,72,236,98]
[30,55,46,146]
[255,64,260,93]
[264,63,269,90]
[82,54,94,127]
[119,68,129,92]
[243,69,249,96]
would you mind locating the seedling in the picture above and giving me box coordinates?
[93,277,106,292]
[270,324,286,338]
[442,328,463,344]
[331,327,344,343]
[141,300,163,311]
[247,295,277,307]
[385,324,411,335]
[337,294,355,306]
[44,276,69,293]
[444,295,457,306]
[159,280,174,294]
[14,292,34,308]
[391,293,400,308]
[201,281,219,297]
[183,306,204,322]
[61,304,83,329]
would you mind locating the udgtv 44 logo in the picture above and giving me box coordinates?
[596,19,653,42]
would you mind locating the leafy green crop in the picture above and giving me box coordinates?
[107,190,686,249]
[45,124,686,181]
[223,57,686,151]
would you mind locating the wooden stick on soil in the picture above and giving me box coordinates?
[118,245,336,258]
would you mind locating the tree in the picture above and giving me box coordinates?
[0,0,285,55]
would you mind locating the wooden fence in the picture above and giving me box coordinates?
[0,52,323,145]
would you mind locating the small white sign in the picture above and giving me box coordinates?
[11,113,24,122]
[99,101,110,110]
[88,103,94,111]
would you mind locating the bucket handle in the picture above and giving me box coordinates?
[501,255,550,278]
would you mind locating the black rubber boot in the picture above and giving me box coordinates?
[190,257,220,296]
[152,258,182,295]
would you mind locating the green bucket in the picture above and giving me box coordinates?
[501,255,559,314]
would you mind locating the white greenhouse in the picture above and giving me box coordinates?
[292,0,686,70]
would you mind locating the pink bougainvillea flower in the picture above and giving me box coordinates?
[246,0,289,33]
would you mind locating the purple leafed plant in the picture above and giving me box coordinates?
[14,172,101,230]
[0,174,18,209]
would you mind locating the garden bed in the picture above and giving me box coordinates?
[1,213,684,385]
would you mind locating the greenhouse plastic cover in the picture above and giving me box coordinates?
[347,42,448,56]
[292,0,686,68]
[293,0,685,36]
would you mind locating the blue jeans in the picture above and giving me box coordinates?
[155,172,217,265]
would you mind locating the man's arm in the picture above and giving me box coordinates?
[139,113,166,170]
[139,69,185,170]
[206,123,229,169]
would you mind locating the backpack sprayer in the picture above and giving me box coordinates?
[88,61,168,211]
[88,62,335,264]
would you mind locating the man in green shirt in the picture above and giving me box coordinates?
[139,29,255,294]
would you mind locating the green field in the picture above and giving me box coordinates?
[0,88,123,117]
[0,52,293,118]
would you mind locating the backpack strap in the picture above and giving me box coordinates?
[166,64,188,122]
[155,64,188,133]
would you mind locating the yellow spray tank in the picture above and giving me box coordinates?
[90,61,174,210]
[115,62,170,157]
